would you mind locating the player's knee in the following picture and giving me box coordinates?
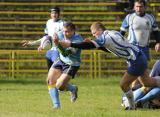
[142,82,151,87]
[47,77,56,85]
[56,79,65,91]
[120,82,130,92]
[141,79,155,87]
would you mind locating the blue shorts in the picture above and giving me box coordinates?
[138,46,150,60]
[45,49,59,62]
[52,59,80,78]
[127,51,148,76]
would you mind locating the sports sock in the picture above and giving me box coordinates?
[124,89,135,109]
[66,84,76,92]
[137,87,160,103]
[48,84,60,108]
[134,87,146,101]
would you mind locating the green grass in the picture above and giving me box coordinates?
[0,77,159,117]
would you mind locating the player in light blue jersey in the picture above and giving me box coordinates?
[22,6,65,70]
[59,22,160,110]
[47,22,83,109]
[120,0,160,60]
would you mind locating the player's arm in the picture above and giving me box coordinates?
[152,30,160,52]
[119,30,126,36]
[21,38,41,47]
[70,41,96,49]
[60,39,103,49]
[71,42,110,53]
[52,33,73,56]
[120,15,130,36]
[98,47,110,53]
[57,44,73,57]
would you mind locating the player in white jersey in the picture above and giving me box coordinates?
[22,6,65,70]
[58,22,160,110]
[120,0,160,91]
[120,0,160,60]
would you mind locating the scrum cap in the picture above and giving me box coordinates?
[50,6,60,13]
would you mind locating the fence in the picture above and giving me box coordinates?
[0,50,159,79]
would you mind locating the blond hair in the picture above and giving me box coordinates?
[90,22,106,31]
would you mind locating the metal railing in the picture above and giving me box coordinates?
[0,50,158,79]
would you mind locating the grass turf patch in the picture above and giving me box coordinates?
[0,77,159,117]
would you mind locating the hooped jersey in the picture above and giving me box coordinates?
[120,13,159,47]
[92,30,140,60]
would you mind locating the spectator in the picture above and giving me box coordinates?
[120,0,160,60]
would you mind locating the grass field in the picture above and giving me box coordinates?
[0,77,159,117]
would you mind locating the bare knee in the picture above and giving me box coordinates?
[56,79,66,91]
[139,78,156,87]
[120,81,131,92]
[47,75,57,85]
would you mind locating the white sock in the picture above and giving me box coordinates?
[124,89,135,109]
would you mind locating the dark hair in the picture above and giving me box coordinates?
[134,0,146,6]
[63,22,76,31]
[50,6,60,13]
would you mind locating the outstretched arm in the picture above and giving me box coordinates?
[59,40,110,53]
[71,41,96,49]
[59,40,96,49]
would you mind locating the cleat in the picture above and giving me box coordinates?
[125,106,136,110]
[53,105,61,109]
[70,86,78,103]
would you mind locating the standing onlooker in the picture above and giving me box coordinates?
[120,0,160,90]
[124,0,148,13]
[120,0,160,60]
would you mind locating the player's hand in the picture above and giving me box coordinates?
[59,40,71,48]
[37,46,43,52]
[84,38,92,42]
[21,40,31,47]
[52,33,59,46]
[155,43,160,52]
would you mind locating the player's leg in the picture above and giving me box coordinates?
[134,87,150,101]
[138,69,160,87]
[46,58,53,71]
[47,62,61,109]
[45,49,59,70]
[56,65,79,102]
[120,72,137,109]
[120,52,148,109]
[131,79,142,91]
[45,50,53,70]
[136,87,160,104]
